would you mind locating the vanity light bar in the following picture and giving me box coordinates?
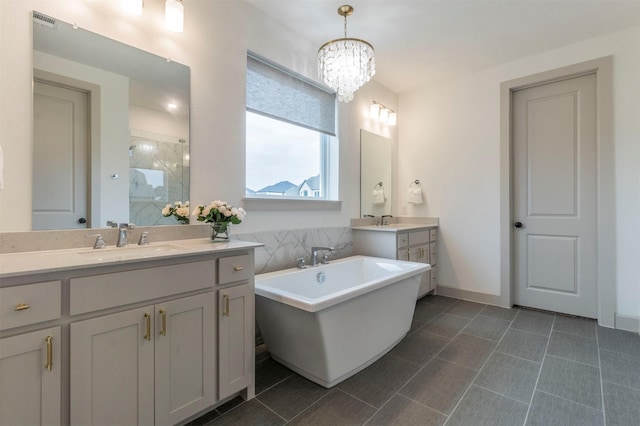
[370,101,396,126]
[119,0,184,32]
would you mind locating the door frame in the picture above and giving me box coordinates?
[33,69,100,228]
[499,56,615,327]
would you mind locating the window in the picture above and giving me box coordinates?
[246,53,337,201]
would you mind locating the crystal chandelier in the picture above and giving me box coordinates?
[318,5,375,103]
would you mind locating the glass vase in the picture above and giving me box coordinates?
[211,222,230,242]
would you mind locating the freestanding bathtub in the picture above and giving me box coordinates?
[255,255,430,388]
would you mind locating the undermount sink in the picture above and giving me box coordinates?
[77,244,184,260]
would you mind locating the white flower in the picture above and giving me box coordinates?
[174,201,182,205]
[213,200,224,207]
[218,205,228,214]
[176,207,189,217]
[202,205,212,217]
[223,209,232,217]
[161,204,172,216]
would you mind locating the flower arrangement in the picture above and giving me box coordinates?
[162,201,190,224]
[192,200,246,241]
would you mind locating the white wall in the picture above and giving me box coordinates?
[0,0,397,232]
[399,27,640,318]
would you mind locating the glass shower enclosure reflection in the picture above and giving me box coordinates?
[129,130,190,226]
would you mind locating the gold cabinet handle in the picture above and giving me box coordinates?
[233,266,243,271]
[159,309,167,336]
[144,312,151,341]
[223,294,230,317]
[45,335,53,371]
[15,303,30,311]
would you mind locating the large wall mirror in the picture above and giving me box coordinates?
[360,130,392,218]
[32,11,190,230]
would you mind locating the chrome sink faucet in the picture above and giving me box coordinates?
[116,223,135,247]
[310,246,335,266]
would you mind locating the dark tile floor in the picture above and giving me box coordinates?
[191,295,640,426]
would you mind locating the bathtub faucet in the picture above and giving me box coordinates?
[311,246,335,266]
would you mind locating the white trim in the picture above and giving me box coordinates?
[242,197,341,212]
[614,314,640,333]
[499,57,616,327]
[435,285,503,307]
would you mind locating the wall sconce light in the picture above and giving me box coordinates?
[370,101,396,126]
[165,0,184,32]
[121,0,143,15]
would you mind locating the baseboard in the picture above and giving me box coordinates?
[615,313,640,333]
[438,285,639,333]
[435,285,504,307]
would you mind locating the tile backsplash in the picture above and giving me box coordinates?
[234,227,353,274]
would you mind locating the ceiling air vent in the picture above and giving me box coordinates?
[33,12,58,29]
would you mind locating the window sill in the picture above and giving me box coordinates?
[242,197,342,211]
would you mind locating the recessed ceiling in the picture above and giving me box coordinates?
[245,0,640,94]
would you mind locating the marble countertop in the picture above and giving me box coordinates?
[0,238,263,279]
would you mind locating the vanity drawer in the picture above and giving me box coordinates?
[430,228,437,242]
[397,233,409,249]
[0,281,61,330]
[409,230,429,246]
[219,254,252,285]
[70,260,216,315]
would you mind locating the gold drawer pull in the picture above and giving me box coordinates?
[144,312,151,341]
[159,309,167,336]
[15,303,30,311]
[45,335,53,371]
[223,293,230,317]
[233,266,243,271]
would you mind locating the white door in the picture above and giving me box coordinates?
[513,73,597,318]
[33,80,89,230]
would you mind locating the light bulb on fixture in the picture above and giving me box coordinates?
[370,102,380,120]
[165,0,184,32]
[121,0,143,15]
[387,111,397,126]
[379,108,389,124]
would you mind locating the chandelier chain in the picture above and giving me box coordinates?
[344,14,348,38]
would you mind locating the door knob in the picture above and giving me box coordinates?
[78,217,87,224]
[514,221,523,228]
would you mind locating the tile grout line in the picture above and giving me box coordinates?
[522,311,556,426]
[253,397,289,424]
[361,298,466,425]
[534,389,605,413]
[596,325,608,426]
[442,305,524,426]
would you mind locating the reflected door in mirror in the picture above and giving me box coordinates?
[33,80,89,230]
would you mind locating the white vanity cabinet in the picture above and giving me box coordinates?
[353,225,438,298]
[70,292,216,426]
[69,259,217,426]
[0,280,63,426]
[217,254,254,400]
[0,326,62,426]
[0,242,259,426]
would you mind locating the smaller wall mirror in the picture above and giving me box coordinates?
[360,130,392,218]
